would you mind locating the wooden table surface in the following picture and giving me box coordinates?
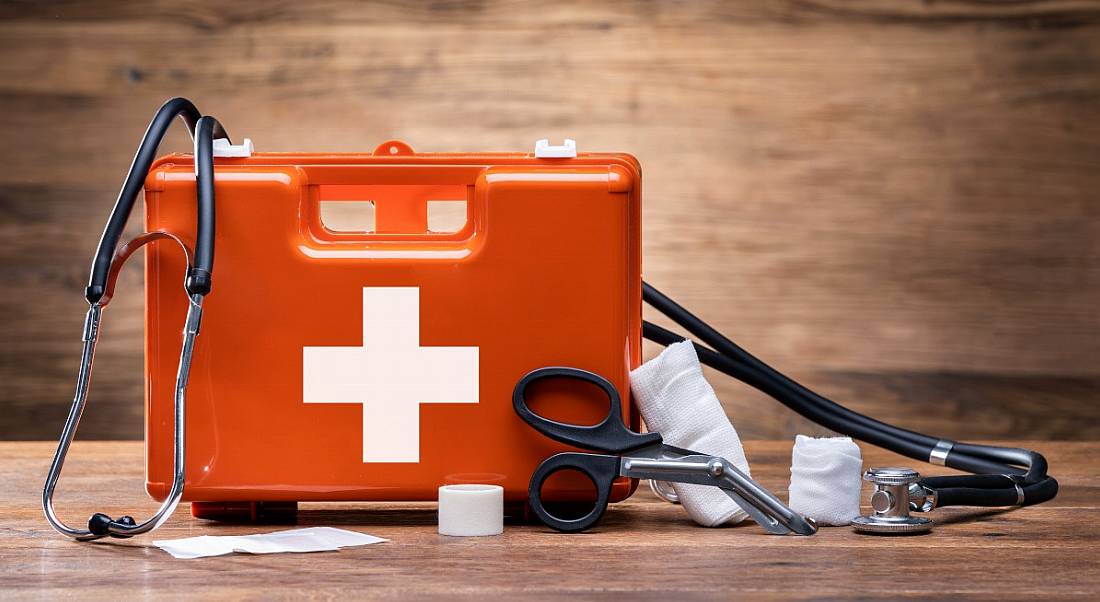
[2,440,1096,599]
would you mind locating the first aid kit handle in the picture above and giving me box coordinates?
[85,98,228,303]
[512,367,661,454]
[527,452,620,533]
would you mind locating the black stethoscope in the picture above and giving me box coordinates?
[42,97,1057,541]
[42,98,226,540]
[641,282,1059,521]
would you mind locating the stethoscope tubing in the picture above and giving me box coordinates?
[641,282,1057,508]
[84,99,227,303]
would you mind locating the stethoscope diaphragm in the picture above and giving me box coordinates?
[851,467,934,535]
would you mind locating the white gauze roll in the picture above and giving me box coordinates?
[629,340,751,526]
[788,435,863,526]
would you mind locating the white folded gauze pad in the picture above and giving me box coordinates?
[788,435,863,526]
[629,340,752,526]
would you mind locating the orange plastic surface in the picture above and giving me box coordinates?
[142,143,642,504]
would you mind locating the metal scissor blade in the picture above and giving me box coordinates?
[719,488,788,535]
[717,478,817,536]
[711,458,817,536]
[620,450,817,536]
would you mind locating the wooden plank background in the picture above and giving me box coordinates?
[1,0,1098,440]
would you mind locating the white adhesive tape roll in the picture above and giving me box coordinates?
[438,484,504,537]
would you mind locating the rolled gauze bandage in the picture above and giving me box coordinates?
[629,340,752,526]
[438,484,504,536]
[788,435,863,526]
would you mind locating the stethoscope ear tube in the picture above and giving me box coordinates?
[186,116,219,296]
[84,98,228,304]
[641,281,1058,510]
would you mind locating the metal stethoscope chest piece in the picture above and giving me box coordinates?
[851,467,935,534]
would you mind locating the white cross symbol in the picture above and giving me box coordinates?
[302,287,479,462]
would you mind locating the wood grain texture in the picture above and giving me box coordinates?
[1,440,1096,599]
[1,0,1098,440]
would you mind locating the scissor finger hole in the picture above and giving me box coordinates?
[524,378,612,427]
[539,467,600,521]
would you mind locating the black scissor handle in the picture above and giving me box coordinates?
[528,452,620,533]
[513,367,661,454]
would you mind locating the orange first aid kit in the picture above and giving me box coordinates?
[142,139,642,517]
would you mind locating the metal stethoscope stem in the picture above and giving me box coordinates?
[42,233,201,540]
[42,304,106,540]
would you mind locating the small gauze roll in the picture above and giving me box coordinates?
[788,435,863,526]
[630,340,751,527]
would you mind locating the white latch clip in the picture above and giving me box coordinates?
[534,138,577,159]
[212,137,254,158]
